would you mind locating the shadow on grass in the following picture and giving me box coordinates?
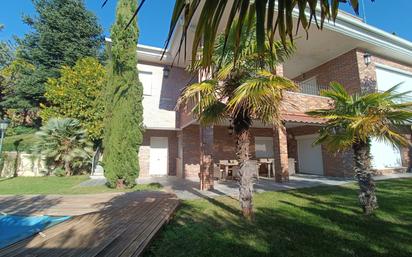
[144,179,412,257]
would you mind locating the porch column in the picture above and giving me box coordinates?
[199,125,214,190]
[273,124,289,182]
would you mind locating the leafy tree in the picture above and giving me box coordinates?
[40,57,106,143]
[103,0,144,189]
[307,83,412,214]
[165,0,370,68]
[17,0,103,106]
[0,26,14,69]
[34,118,93,176]
[177,18,296,219]
[0,59,41,125]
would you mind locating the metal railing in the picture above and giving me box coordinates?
[292,81,329,96]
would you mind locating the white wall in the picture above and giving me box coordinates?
[372,64,409,169]
[138,63,177,129]
[370,138,402,169]
[376,64,412,96]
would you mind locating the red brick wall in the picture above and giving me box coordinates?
[287,125,353,177]
[293,49,362,94]
[181,125,201,178]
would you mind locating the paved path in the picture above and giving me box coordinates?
[0,192,179,257]
[137,173,412,200]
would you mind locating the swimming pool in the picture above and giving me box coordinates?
[0,215,70,248]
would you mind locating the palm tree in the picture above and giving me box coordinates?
[164,0,367,68]
[177,19,296,219]
[307,83,412,214]
[34,118,93,176]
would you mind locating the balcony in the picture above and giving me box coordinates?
[294,81,329,96]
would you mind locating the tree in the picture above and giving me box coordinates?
[164,0,371,68]
[17,0,103,106]
[0,59,40,125]
[103,0,144,189]
[0,24,14,69]
[34,118,93,176]
[177,18,296,219]
[40,57,106,143]
[307,83,412,214]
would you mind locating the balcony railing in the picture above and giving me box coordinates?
[292,81,329,96]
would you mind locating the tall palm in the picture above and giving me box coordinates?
[178,19,296,219]
[165,0,367,68]
[34,118,93,176]
[307,83,412,214]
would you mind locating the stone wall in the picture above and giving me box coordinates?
[1,152,46,177]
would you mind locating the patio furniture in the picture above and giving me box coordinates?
[218,160,239,180]
[258,158,274,178]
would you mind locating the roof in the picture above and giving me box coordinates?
[282,113,327,125]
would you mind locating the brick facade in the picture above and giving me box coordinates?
[138,48,412,179]
[138,130,178,178]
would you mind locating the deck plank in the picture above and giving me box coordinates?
[0,191,179,257]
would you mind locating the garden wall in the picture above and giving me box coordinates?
[0,152,46,177]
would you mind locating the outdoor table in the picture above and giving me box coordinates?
[258,158,275,178]
[218,160,239,180]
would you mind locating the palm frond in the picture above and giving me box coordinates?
[177,80,224,122]
[163,0,362,68]
[227,71,296,124]
[307,81,412,151]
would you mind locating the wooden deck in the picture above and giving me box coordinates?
[0,191,179,257]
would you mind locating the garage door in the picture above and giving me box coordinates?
[297,135,324,175]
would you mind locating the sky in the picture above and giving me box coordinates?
[0,0,412,48]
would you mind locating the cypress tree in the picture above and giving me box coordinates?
[103,0,144,188]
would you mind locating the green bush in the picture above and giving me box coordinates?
[2,133,37,152]
[53,167,66,177]
[7,126,37,136]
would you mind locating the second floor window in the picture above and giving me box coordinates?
[139,71,153,96]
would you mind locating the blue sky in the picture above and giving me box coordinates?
[0,0,411,48]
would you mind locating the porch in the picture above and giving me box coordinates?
[177,119,351,185]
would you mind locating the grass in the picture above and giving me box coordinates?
[0,175,163,195]
[144,178,412,257]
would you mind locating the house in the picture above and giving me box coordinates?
[128,10,412,182]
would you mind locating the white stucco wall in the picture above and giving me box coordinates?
[371,64,411,169]
[138,63,177,129]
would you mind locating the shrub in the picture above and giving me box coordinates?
[33,118,93,176]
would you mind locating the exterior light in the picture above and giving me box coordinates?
[363,53,372,66]
[0,118,10,155]
[0,118,10,131]
[163,66,170,78]
[227,119,234,135]
[227,125,234,135]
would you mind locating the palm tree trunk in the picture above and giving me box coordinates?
[353,140,378,215]
[234,114,254,219]
[64,161,72,176]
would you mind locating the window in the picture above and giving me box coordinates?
[299,76,319,95]
[139,71,153,95]
[254,137,274,158]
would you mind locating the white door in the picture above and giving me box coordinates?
[297,135,324,175]
[149,137,168,175]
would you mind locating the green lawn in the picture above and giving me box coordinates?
[0,175,162,195]
[145,178,412,257]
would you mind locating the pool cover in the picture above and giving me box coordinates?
[0,215,70,248]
